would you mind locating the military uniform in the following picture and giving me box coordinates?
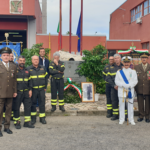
[28,65,48,125]
[134,53,150,122]
[13,66,34,129]
[103,64,114,118]
[3,61,17,123]
[49,60,65,112]
[0,47,17,136]
[106,63,123,120]
[115,56,138,125]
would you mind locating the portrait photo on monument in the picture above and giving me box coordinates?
[81,82,95,103]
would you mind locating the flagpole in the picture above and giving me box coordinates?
[49,33,51,60]
[60,0,62,50]
[69,0,72,53]
[80,0,83,56]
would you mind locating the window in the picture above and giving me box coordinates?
[142,42,149,49]
[131,9,135,22]
[144,1,148,15]
[131,4,142,22]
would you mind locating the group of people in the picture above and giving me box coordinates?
[103,52,150,125]
[0,47,65,137]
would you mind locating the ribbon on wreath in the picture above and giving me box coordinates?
[64,78,82,98]
[118,46,149,55]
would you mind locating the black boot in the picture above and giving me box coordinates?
[40,117,47,124]
[31,116,36,125]
[14,121,21,129]
[125,115,128,121]
[2,118,5,124]
[51,105,56,112]
[106,110,112,118]
[59,106,65,112]
[111,115,118,121]
[24,122,35,128]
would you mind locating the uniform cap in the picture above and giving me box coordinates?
[140,52,149,58]
[122,56,132,62]
[0,47,12,54]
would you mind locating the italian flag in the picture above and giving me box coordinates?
[57,22,62,50]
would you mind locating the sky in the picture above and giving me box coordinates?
[39,0,126,39]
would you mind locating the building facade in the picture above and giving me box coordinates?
[107,0,150,58]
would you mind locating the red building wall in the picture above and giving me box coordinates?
[0,0,35,17]
[36,35,106,59]
[109,0,150,43]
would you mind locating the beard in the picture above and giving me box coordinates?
[19,63,25,68]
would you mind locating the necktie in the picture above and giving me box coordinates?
[6,63,9,71]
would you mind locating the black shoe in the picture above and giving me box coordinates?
[31,116,36,125]
[24,122,35,128]
[111,115,119,121]
[106,113,112,118]
[51,105,56,112]
[0,131,3,137]
[145,119,150,123]
[4,128,13,134]
[125,115,128,122]
[59,106,65,112]
[106,110,112,118]
[40,117,47,124]
[2,118,5,124]
[15,121,21,129]
[137,118,143,122]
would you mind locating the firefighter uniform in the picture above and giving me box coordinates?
[49,61,65,112]
[13,66,34,129]
[28,65,48,125]
[103,64,114,118]
[106,63,123,120]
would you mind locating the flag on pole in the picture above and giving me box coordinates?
[76,15,81,52]
[57,22,61,50]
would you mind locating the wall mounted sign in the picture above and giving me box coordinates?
[10,0,23,14]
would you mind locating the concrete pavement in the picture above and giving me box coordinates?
[0,116,149,150]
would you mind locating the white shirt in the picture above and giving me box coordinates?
[115,68,138,98]
[41,57,45,67]
[2,61,9,68]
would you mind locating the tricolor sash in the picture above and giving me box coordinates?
[119,70,132,99]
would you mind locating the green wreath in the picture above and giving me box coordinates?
[64,79,82,104]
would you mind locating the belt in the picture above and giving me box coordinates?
[19,89,29,92]
[33,85,45,89]
[52,77,64,80]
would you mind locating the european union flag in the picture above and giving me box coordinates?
[0,42,21,63]
[76,15,81,52]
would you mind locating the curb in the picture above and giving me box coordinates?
[20,110,139,116]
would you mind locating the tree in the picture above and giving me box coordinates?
[77,44,108,94]
[21,43,51,67]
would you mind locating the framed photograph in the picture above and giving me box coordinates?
[81,82,95,103]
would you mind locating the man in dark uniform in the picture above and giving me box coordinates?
[49,52,65,112]
[87,84,92,100]
[13,56,34,129]
[103,56,114,118]
[0,47,17,137]
[106,54,123,120]
[2,52,16,123]
[135,53,150,123]
[28,55,48,125]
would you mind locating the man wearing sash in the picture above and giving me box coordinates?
[115,56,138,125]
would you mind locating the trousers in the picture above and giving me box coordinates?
[106,83,112,111]
[51,78,64,106]
[119,97,134,123]
[0,98,13,130]
[13,91,32,124]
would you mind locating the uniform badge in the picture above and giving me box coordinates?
[25,71,29,74]
[106,68,109,70]
[11,73,14,77]
[30,69,33,71]
[111,67,114,68]
[40,68,44,70]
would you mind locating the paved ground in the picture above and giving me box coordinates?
[0,116,150,150]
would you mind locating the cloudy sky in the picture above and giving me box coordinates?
[40,0,126,39]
